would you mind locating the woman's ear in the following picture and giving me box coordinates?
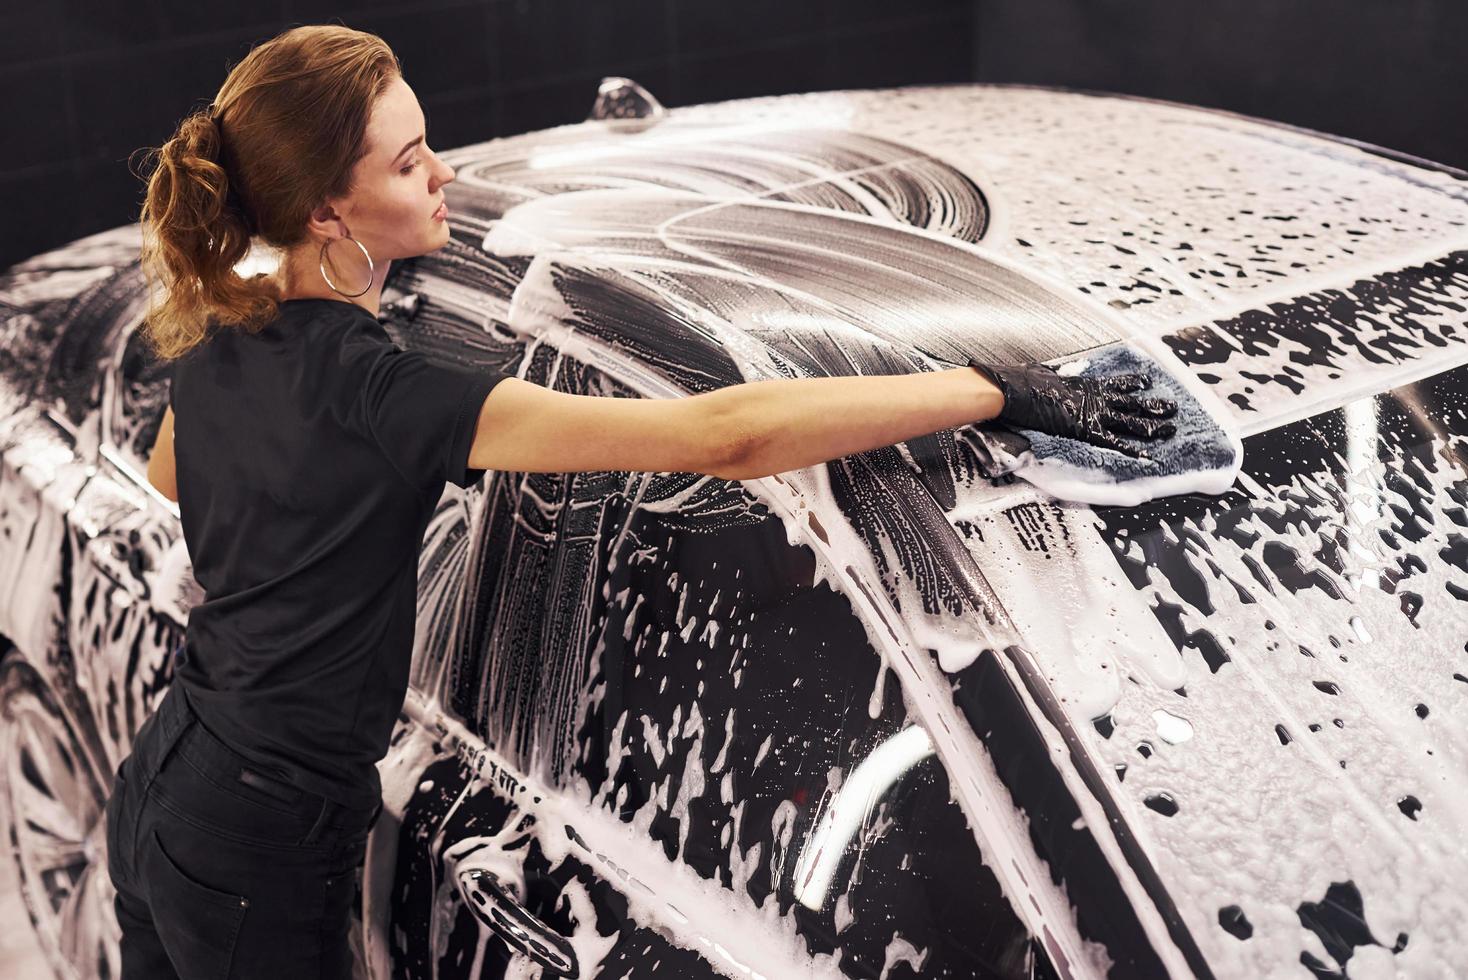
[304,201,345,240]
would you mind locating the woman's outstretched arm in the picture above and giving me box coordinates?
[466,367,1003,481]
[703,367,1003,480]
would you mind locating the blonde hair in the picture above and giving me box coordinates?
[133,23,401,361]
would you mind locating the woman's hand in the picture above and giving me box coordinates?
[968,358,1178,459]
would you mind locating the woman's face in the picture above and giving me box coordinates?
[328,75,455,262]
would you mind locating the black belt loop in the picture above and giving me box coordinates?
[140,682,195,790]
[301,795,335,845]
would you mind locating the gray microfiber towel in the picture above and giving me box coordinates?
[967,342,1243,506]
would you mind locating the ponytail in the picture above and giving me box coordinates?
[135,106,280,362]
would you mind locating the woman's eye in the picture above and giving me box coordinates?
[400,160,419,175]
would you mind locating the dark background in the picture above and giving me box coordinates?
[3,0,1463,272]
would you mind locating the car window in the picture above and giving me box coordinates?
[110,320,170,471]
[47,265,148,429]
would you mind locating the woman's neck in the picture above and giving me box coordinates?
[272,250,389,318]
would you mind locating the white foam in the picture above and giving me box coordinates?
[1009,450,1240,508]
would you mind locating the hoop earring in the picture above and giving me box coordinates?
[319,235,375,298]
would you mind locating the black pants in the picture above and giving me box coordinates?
[104,679,382,978]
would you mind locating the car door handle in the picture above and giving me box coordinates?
[456,867,580,978]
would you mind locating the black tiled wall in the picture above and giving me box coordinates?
[2,0,1462,272]
[973,1,1466,178]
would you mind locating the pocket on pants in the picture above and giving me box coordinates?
[144,828,249,980]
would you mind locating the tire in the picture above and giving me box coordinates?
[0,654,119,980]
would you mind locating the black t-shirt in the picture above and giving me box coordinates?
[168,297,511,808]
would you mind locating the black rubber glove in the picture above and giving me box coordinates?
[968,358,1179,459]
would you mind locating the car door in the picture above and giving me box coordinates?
[382,352,731,978]
[389,352,1058,979]
[0,233,188,980]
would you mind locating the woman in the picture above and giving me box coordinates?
[104,22,1176,979]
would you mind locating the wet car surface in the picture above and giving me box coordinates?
[0,79,1464,979]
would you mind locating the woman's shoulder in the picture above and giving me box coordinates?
[184,298,377,366]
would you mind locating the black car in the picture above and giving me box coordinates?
[1,77,1465,979]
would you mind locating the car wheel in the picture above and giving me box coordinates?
[0,654,119,980]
